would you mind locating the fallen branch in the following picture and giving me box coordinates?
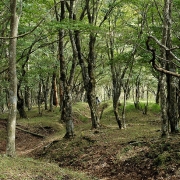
[16,126,45,138]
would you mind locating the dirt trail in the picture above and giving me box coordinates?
[0,119,61,156]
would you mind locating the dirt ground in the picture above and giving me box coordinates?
[1,118,180,180]
[0,119,53,156]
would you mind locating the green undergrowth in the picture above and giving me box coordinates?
[0,156,95,180]
[1,101,170,180]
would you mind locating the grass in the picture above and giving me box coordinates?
[0,156,95,180]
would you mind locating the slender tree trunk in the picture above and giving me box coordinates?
[112,81,122,129]
[108,31,122,129]
[160,72,168,136]
[51,71,58,107]
[178,80,180,119]
[160,0,172,137]
[42,76,49,110]
[24,63,31,110]
[155,78,160,104]
[49,86,54,112]
[37,80,43,115]
[25,85,31,110]
[6,0,19,157]
[134,69,141,110]
[122,88,127,129]
[58,1,65,122]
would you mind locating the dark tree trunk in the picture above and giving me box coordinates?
[37,80,43,115]
[49,71,59,111]
[17,84,27,119]
[42,77,49,110]
[86,33,99,128]
[17,93,27,118]
[156,78,160,104]
[178,80,180,119]
[74,26,99,129]
[24,85,31,110]
[55,0,76,137]
[108,31,123,129]
[134,69,141,110]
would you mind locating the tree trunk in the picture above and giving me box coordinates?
[178,80,180,119]
[155,78,160,104]
[17,84,27,118]
[49,71,58,111]
[63,88,74,138]
[6,0,19,157]
[108,31,123,129]
[86,33,99,129]
[160,72,168,136]
[42,77,49,110]
[112,84,122,129]
[165,0,178,133]
[37,80,43,115]
[134,69,141,110]
[52,73,58,107]
[24,63,31,110]
[160,0,172,136]
[57,0,76,137]
[24,85,31,110]
[49,85,54,112]
[17,92,27,118]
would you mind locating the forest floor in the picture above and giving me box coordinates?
[1,102,180,179]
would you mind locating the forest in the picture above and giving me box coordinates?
[1,0,180,179]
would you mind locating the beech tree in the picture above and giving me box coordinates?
[6,0,21,157]
[146,0,180,136]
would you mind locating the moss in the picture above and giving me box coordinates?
[154,151,171,166]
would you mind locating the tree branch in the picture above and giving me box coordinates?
[146,36,180,78]
[148,35,180,61]
[0,18,45,39]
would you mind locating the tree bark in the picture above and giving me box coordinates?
[42,76,49,110]
[25,85,32,110]
[57,0,76,137]
[6,0,19,157]
[108,31,124,129]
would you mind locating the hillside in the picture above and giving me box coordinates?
[1,102,180,179]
